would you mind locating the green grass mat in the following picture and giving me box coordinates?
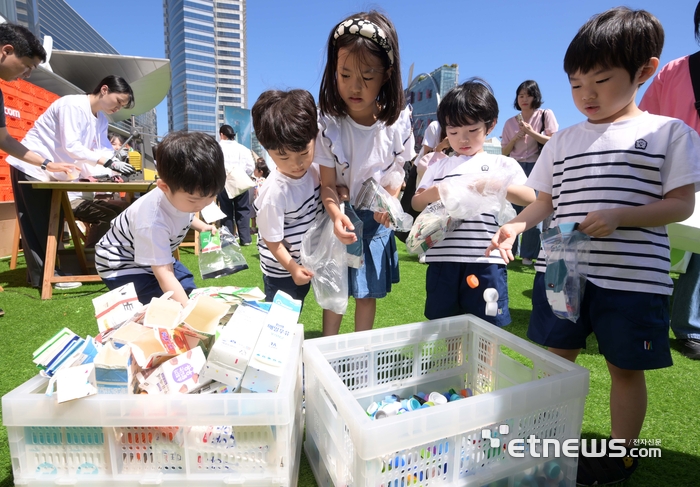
[1,240,698,486]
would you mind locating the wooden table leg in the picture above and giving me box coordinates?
[61,192,89,274]
[41,189,62,300]
[10,218,20,270]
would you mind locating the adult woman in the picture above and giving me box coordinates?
[217,124,255,245]
[8,75,136,288]
[501,80,559,264]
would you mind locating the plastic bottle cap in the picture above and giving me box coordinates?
[428,392,447,405]
[466,274,479,288]
[366,402,379,416]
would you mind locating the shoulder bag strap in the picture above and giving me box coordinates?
[688,51,700,117]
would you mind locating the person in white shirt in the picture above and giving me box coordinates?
[7,75,136,289]
[0,22,74,312]
[217,124,255,245]
[95,132,221,307]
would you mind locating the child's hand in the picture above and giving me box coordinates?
[202,224,218,235]
[485,224,518,263]
[578,209,621,237]
[374,210,392,228]
[435,136,451,153]
[336,185,350,201]
[290,264,314,286]
[333,213,357,244]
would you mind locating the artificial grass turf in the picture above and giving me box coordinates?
[0,242,699,486]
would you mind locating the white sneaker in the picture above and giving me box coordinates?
[54,282,83,290]
[521,258,533,266]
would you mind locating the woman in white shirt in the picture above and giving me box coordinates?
[8,75,136,288]
[217,124,255,245]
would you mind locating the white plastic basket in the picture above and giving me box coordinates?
[2,327,304,486]
[302,315,589,487]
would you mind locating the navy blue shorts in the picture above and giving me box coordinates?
[425,262,510,327]
[263,274,311,305]
[348,209,399,299]
[101,261,196,305]
[528,273,672,370]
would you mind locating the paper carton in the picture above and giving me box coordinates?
[143,296,183,329]
[92,283,142,333]
[241,292,301,393]
[54,363,98,403]
[181,294,231,338]
[94,342,137,394]
[201,304,267,388]
[136,347,209,394]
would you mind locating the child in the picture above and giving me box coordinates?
[251,89,322,303]
[316,11,415,336]
[95,132,223,307]
[250,157,270,235]
[412,79,535,326]
[487,8,700,485]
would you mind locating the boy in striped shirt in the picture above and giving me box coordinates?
[488,8,700,485]
[95,132,222,306]
[251,90,322,303]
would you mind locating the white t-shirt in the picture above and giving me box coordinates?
[422,120,441,149]
[219,139,255,177]
[529,113,700,295]
[95,187,194,278]
[419,152,526,264]
[7,94,113,182]
[253,165,322,278]
[315,106,416,204]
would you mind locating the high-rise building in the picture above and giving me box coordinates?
[164,0,247,136]
[406,64,459,150]
[14,0,118,54]
[8,0,158,136]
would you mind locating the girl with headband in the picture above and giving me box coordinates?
[316,11,415,336]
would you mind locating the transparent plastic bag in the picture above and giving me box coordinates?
[300,212,349,314]
[438,169,517,222]
[199,227,249,279]
[540,223,591,322]
[405,201,461,254]
[354,178,414,232]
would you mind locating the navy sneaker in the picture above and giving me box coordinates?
[576,440,639,486]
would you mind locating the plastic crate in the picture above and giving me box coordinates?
[303,315,589,487]
[2,326,305,486]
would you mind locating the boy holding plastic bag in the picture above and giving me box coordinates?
[251,90,323,303]
[487,9,700,485]
[411,79,535,325]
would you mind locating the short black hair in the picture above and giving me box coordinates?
[108,132,125,145]
[156,131,225,197]
[564,7,664,82]
[255,158,270,178]
[91,75,135,109]
[252,89,318,155]
[219,124,235,139]
[0,23,46,62]
[318,10,405,126]
[438,78,498,132]
[513,80,543,111]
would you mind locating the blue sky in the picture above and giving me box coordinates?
[65,0,698,138]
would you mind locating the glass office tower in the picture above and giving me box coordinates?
[164,0,247,135]
[16,0,119,54]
